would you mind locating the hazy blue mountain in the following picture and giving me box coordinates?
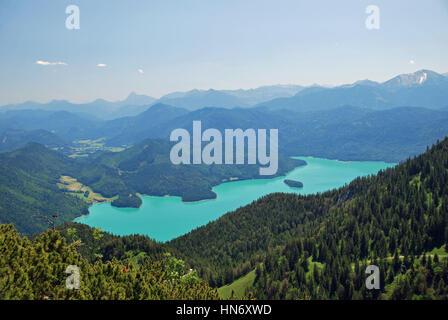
[347,79,380,87]
[102,103,189,146]
[280,106,448,162]
[0,104,188,147]
[257,70,448,111]
[3,100,448,164]
[107,106,290,146]
[118,92,156,106]
[104,104,448,162]
[156,85,304,110]
[0,129,68,152]
[2,70,446,118]
[157,89,248,110]
[0,92,156,120]
[0,110,102,141]
[221,85,303,105]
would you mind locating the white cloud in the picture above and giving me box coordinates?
[97,63,107,67]
[36,60,67,66]
[138,68,144,74]
[409,60,415,65]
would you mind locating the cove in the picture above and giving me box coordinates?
[75,157,395,242]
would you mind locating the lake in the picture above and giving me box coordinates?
[75,157,395,242]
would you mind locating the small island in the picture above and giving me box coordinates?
[283,179,303,188]
[111,193,143,208]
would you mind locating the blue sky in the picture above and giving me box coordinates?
[0,0,447,105]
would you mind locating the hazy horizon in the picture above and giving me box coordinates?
[1,68,447,106]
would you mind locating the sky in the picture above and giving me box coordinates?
[0,0,447,105]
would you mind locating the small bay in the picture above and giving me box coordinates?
[75,157,395,242]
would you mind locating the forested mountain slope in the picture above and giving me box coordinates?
[0,143,88,235]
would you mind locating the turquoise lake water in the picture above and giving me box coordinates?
[75,157,395,242]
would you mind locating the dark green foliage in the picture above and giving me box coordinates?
[112,193,142,208]
[57,222,166,263]
[0,224,219,300]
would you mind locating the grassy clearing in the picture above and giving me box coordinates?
[218,270,256,299]
[306,256,324,278]
[57,175,116,203]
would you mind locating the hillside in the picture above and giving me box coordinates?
[0,143,89,234]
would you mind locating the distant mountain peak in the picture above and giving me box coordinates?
[341,79,380,88]
[354,79,379,86]
[383,69,445,88]
[121,92,156,106]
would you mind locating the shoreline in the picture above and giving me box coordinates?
[74,159,308,215]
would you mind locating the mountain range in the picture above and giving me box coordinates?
[3,70,446,119]
[257,70,448,111]
[0,92,156,120]
[0,85,303,119]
